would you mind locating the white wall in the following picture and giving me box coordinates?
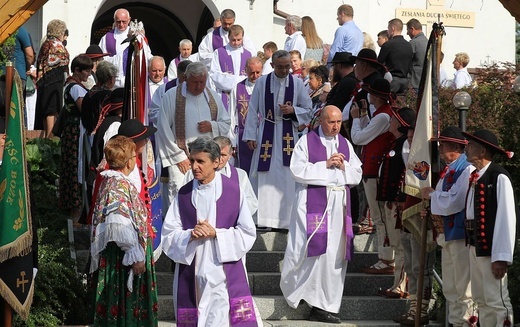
[31,0,515,76]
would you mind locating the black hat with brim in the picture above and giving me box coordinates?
[361,78,394,101]
[462,129,513,159]
[117,119,157,143]
[431,126,467,145]
[351,48,386,70]
[328,52,355,65]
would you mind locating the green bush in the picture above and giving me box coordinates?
[13,138,89,326]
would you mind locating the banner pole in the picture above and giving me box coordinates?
[5,62,13,126]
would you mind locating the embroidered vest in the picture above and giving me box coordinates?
[377,135,407,202]
[360,103,395,177]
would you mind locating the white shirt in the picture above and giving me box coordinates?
[452,67,472,89]
[284,31,306,58]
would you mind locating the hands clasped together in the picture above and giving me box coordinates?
[326,153,346,171]
[191,219,217,241]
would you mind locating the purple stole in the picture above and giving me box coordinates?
[105,29,129,76]
[105,29,117,56]
[176,176,258,327]
[257,73,295,171]
[217,47,252,111]
[212,27,224,50]
[165,79,178,92]
[175,55,182,67]
[235,80,254,174]
[306,129,353,260]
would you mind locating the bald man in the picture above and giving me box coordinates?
[280,105,362,323]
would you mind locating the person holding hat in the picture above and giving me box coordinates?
[375,107,416,301]
[412,126,475,326]
[351,78,396,275]
[462,129,515,326]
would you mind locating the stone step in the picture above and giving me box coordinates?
[156,320,442,327]
[253,231,378,252]
[157,295,414,321]
[245,250,380,273]
[156,270,394,297]
[249,272,394,296]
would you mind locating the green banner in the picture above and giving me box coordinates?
[0,70,32,263]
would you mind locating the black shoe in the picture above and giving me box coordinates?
[308,307,341,324]
[271,228,288,233]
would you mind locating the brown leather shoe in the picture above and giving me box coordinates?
[360,262,395,275]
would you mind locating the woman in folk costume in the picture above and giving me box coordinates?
[90,136,158,326]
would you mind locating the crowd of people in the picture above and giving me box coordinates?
[0,3,515,327]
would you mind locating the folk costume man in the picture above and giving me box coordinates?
[280,106,362,324]
[420,126,475,327]
[209,25,252,111]
[161,137,262,327]
[156,62,230,206]
[376,107,416,299]
[350,78,395,274]
[463,129,516,326]
[198,9,256,67]
[232,57,263,173]
[243,50,312,229]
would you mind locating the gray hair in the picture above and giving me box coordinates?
[179,39,192,47]
[185,62,208,79]
[213,136,232,150]
[113,8,130,21]
[95,61,118,85]
[220,9,236,20]
[149,56,166,69]
[188,137,221,162]
[46,19,67,39]
[286,15,302,31]
[272,50,291,62]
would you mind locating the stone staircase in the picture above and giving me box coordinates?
[73,229,441,326]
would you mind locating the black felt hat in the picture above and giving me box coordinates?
[361,78,394,101]
[117,119,157,143]
[351,48,386,70]
[328,52,355,65]
[83,44,110,59]
[392,107,416,132]
[432,126,467,145]
[462,129,513,158]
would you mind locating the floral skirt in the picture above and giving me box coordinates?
[93,240,158,326]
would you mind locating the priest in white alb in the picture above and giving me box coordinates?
[280,105,362,323]
[156,62,230,207]
[243,50,312,229]
[161,137,262,327]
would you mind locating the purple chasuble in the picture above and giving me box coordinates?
[105,29,117,56]
[212,27,224,50]
[257,73,295,171]
[176,177,258,327]
[235,80,254,174]
[306,128,353,260]
[217,47,252,111]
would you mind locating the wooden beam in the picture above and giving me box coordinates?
[0,0,49,44]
